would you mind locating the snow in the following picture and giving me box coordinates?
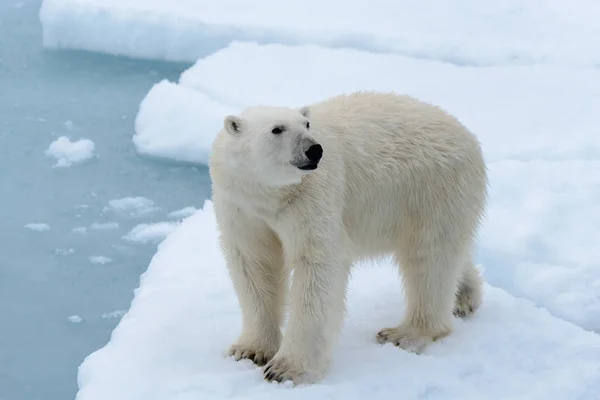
[123,221,179,244]
[134,42,600,165]
[105,197,159,218]
[39,0,600,67]
[130,42,600,333]
[75,201,600,400]
[25,223,50,232]
[45,136,95,167]
[133,81,235,165]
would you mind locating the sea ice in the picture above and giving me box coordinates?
[104,197,160,219]
[40,0,600,67]
[25,223,50,232]
[75,201,600,400]
[46,136,95,167]
[123,221,179,244]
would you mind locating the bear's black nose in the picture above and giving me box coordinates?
[305,144,323,162]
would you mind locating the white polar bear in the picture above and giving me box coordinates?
[209,91,488,385]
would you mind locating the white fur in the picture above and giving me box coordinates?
[209,91,488,385]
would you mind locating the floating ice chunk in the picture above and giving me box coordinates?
[105,197,159,218]
[123,221,178,244]
[89,256,112,265]
[46,136,95,167]
[68,315,82,324]
[25,223,50,232]
[167,206,198,219]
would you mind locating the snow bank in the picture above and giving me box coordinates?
[134,42,600,165]
[46,136,95,167]
[40,0,600,67]
[76,201,600,400]
[133,81,235,165]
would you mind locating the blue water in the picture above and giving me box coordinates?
[0,2,212,399]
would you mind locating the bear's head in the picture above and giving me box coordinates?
[218,105,323,187]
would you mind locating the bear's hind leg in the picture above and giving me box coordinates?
[453,259,483,318]
[376,241,465,354]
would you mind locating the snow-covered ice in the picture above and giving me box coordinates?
[133,81,235,165]
[75,201,600,400]
[123,222,179,244]
[40,0,600,67]
[161,42,600,164]
[132,42,600,332]
[104,197,159,219]
[25,223,50,232]
[46,136,95,167]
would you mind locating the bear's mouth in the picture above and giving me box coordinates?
[297,163,318,171]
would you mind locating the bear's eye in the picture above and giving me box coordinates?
[306,121,310,129]
[271,126,284,134]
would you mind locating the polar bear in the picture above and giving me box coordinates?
[209,91,488,385]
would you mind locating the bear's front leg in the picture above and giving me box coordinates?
[263,240,351,385]
[216,205,287,367]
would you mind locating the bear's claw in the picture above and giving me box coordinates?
[376,325,449,354]
[262,355,312,385]
[228,344,276,367]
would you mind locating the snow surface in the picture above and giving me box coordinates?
[45,136,95,167]
[25,223,50,232]
[132,42,600,333]
[76,201,600,400]
[123,221,179,244]
[135,42,600,165]
[40,0,600,67]
[134,81,235,165]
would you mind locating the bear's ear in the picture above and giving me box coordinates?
[224,115,243,135]
[299,106,310,119]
